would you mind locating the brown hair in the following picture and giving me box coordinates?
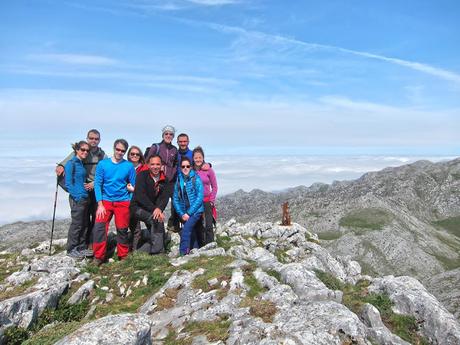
[71,140,89,153]
[127,145,145,164]
[192,146,205,160]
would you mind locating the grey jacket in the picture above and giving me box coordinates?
[59,147,106,182]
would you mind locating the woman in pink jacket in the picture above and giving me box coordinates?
[192,146,218,244]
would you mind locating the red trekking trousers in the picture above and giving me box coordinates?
[93,200,130,260]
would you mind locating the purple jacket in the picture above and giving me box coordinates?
[146,141,178,182]
[195,167,218,203]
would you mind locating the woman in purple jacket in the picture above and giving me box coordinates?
[192,146,218,244]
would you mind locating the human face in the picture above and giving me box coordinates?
[114,144,126,161]
[76,145,90,160]
[148,157,162,176]
[86,133,100,149]
[163,132,174,144]
[129,149,141,164]
[193,152,203,168]
[177,136,189,151]
[181,162,191,176]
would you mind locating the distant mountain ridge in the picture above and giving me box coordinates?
[217,158,460,319]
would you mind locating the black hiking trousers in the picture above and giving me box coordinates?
[67,196,89,253]
[132,207,165,254]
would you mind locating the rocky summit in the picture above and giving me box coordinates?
[217,158,460,320]
[1,220,460,345]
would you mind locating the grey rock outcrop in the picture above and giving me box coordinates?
[369,275,460,345]
[217,158,460,318]
[361,303,410,345]
[67,280,94,305]
[0,252,80,332]
[54,313,153,345]
[1,219,459,344]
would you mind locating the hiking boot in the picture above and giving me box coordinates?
[82,249,94,258]
[67,249,85,259]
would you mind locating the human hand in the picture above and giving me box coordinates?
[84,182,94,191]
[96,203,106,220]
[153,208,164,221]
[55,165,64,176]
[182,214,190,222]
[127,183,135,192]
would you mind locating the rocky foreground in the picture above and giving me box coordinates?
[218,158,460,320]
[1,221,460,345]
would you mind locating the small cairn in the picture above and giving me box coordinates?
[281,202,291,226]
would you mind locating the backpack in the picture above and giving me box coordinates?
[144,143,161,159]
[57,161,76,193]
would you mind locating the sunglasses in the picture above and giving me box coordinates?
[130,152,140,157]
[115,148,126,153]
[164,132,174,136]
[181,165,191,169]
[87,137,100,141]
[79,148,90,152]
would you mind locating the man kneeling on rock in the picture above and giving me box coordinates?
[130,155,172,254]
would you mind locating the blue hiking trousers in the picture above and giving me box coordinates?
[179,213,203,255]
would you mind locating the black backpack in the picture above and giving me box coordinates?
[144,143,161,159]
[57,161,76,193]
[58,149,104,192]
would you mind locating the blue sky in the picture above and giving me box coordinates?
[0,0,459,155]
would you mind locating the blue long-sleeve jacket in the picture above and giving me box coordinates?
[173,170,204,217]
[65,156,88,202]
[94,158,136,202]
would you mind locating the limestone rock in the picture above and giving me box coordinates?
[369,275,460,345]
[55,313,152,345]
[361,303,410,345]
[280,263,343,303]
[67,280,94,305]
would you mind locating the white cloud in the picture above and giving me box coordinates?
[28,53,118,66]
[122,0,240,12]
[187,0,239,5]
[0,154,453,225]
[202,22,460,85]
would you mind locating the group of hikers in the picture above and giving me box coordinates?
[55,126,218,266]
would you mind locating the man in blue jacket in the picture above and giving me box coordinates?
[92,139,136,265]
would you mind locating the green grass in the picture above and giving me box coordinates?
[266,269,281,282]
[450,172,460,180]
[0,253,24,283]
[317,231,343,241]
[31,300,90,332]
[341,280,429,344]
[163,329,192,345]
[339,208,392,231]
[93,252,172,317]
[0,277,38,301]
[188,256,233,293]
[215,235,234,251]
[3,326,30,345]
[23,321,84,345]
[242,298,277,323]
[241,263,265,298]
[431,252,460,270]
[314,270,344,291]
[184,316,232,342]
[5,297,90,345]
[433,216,460,238]
[274,249,289,263]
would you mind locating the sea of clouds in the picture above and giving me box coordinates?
[0,155,454,225]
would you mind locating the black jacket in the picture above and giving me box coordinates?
[130,171,172,213]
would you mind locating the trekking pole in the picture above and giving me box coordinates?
[49,176,59,255]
